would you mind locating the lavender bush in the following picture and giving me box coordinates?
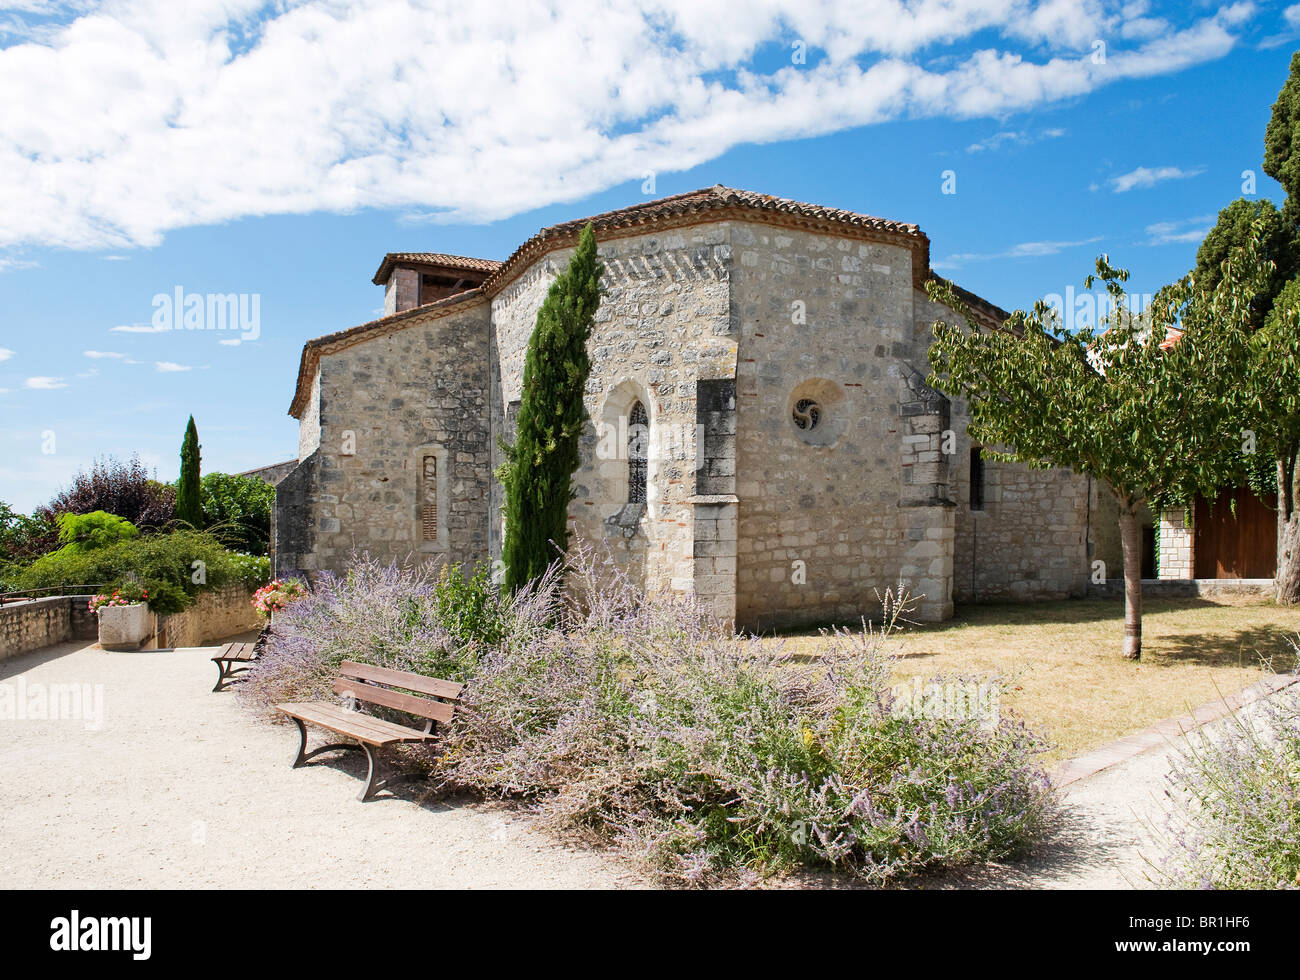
[238,557,512,717]
[1155,674,1300,890]
[243,548,1057,886]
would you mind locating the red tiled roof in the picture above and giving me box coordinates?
[371,252,502,285]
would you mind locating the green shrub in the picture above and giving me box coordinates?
[142,579,191,615]
[54,511,138,554]
[433,562,510,649]
[16,528,270,602]
[200,472,275,556]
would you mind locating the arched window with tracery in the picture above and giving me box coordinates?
[628,400,648,503]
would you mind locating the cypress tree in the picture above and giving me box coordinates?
[176,416,203,528]
[498,223,603,592]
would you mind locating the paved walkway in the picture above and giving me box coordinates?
[0,639,642,889]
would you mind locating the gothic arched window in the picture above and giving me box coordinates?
[628,400,648,504]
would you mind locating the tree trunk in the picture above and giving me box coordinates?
[1278,452,1300,606]
[1118,505,1143,660]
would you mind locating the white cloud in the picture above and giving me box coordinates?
[966,127,1066,153]
[1286,5,1300,29]
[1140,214,1214,245]
[0,347,13,361]
[82,349,126,358]
[1110,164,1205,192]
[154,361,191,372]
[936,236,1104,268]
[110,322,168,333]
[24,376,67,389]
[0,0,1256,256]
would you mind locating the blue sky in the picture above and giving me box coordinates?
[0,0,1296,512]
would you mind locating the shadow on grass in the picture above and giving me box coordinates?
[765,596,1287,639]
[1147,626,1299,672]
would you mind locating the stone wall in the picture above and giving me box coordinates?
[732,221,943,629]
[0,596,98,662]
[288,301,493,576]
[298,367,321,461]
[1158,507,1194,578]
[273,451,319,579]
[286,210,1110,626]
[490,226,735,604]
[155,584,261,648]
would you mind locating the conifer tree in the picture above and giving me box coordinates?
[498,223,603,591]
[176,416,203,528]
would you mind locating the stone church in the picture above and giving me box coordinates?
[275,185,1120,629]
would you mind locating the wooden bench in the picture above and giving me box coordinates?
[211,642,259,692]
[275,660,464,802]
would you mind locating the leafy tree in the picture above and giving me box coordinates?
[200,472,275,555]
[38,454,175,528]
[0,501,56,564]
[175,416,203,527]
[1192,198,1296,331]
[1265,50,1300,205]
[1173,53,1300,604]
[497,223,603,592]
[1254,278,1300,604]
[927,252,1255,660]
[54,511,139,554]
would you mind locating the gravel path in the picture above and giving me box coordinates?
[0,639,643,889]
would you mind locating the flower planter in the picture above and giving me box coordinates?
[97,603,155,651]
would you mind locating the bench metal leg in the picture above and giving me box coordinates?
[358,743,382,802]
[212,660,232,693]
[212,659,252,693]
[289,717,362,768]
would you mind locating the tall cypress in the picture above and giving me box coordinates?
[498,223,603,592]
[176,415,203,528]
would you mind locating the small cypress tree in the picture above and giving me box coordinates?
[176,416,203,528]
[498,223,603,592]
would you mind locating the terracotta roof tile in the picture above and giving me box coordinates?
[372,252,502,285]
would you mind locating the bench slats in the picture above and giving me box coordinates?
[333,678,455,725]
[276,701,436,746]
[211,642,257,663]
[339,660,463,700]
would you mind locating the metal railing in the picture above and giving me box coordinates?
[0,585,108,607]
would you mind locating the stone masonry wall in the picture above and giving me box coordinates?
[298,367,321,461]
[155,584,261,648]
[489,226,735,604]
[731,221,937,629]
[915,290,1092,603]
[298,301,492,576]
[1158,507,1194,578]
[0,596,98,662]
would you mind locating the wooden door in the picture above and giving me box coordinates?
[1193,487,1277,579]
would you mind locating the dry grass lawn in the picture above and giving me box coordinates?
[769,596,1300,763]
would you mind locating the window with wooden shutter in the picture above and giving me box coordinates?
[421,454,438,540]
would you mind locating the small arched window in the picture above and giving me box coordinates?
[628,400,648,503]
